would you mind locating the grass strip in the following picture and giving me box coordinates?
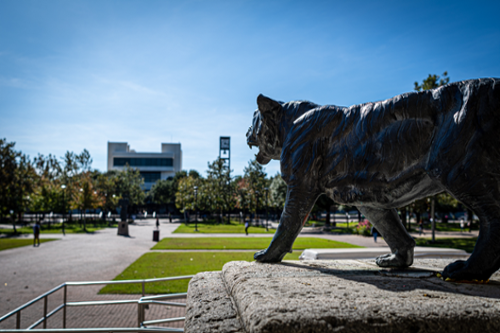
[415,237,477,253]
[173,221,274,234]
[0,238,58,251]
[423,223,471,232]
[99,251,300,294]
[0,223,110,235]
[152,237,362,250]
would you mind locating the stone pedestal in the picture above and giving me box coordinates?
[117,221,129,236]
[300,246,469,260]
[185,259,500,333]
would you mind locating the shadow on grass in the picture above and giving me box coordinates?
[0,238,58,251]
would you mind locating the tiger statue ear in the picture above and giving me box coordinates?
[257,94,283,124]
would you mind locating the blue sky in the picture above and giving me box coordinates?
[1,0,500,177]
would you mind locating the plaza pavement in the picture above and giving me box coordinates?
[0,219,479,329]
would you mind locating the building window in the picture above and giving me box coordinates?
[140,172,162,183]
[114,157,173,167]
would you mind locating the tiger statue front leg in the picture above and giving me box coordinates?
[254,185,320,262]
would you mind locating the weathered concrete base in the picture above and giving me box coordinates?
[185,271,244,333]
[299,246,469,260]
[185,259,500,333]
[117,221,129,236]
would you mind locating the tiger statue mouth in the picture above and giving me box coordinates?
[246,110,272,165]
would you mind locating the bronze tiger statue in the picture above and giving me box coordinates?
[247,78,500,281]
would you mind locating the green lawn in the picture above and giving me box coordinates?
[99,251,301,294]
[175,219,372,235]
[0,238,58,251]
[423,223,471,232]
[174,221,275,234]
[0,223,112,235]
[309,220,474,233]
[307,220,360,228]
[415,237,477,253]
[152,237,362,250]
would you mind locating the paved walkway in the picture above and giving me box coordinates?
[0,221,183,329]
[0,219,479,329]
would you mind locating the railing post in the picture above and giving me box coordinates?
[43,296,47,328]
[142,281,145,296]
[137,303,143,327]
[16,311,20,329]
[63,284,67,328]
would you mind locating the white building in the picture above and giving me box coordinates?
[107,142,182,190]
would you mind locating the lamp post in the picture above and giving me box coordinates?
[264,187,269,231]
[194,186,198,232]
[255,190,260,226]
[61,185,66,235]
[79,188,84,229]
[238,189,245,224]
[104,193,108,223]
[25,196,30,223]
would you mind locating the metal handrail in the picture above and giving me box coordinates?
[138,301,185,307]
[0,284,65,328]
[0,275,193,331]
[0,328,183,333]
[66,300,139,307]
[26,305,65,330]
[141,318,185,326]
[138,294,187,301]
[65,276,194,286]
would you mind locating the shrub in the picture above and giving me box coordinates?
[355,220,372,237]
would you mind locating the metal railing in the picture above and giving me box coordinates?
[0,275,194,333]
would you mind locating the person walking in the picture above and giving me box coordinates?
[33,220,41,247]
[245,221,249,236]
[418,220,425,236]
[460,219,464,232]
[156,217,160,229]
[371,225,378,243]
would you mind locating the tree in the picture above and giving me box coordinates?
[11,154,36,229]
[0,139,36,231]
[76,149,93,172]
[243,159,268,221]
[0,140,18,224]
[205,157,234,223]
[269,173,287,210]
[235,177,251,216]
[150,178,176,211]
[34,153,61,182]
[72,172,102,230]
[175,175,200,222]
[113,166,145,206]
[29,149,94,225]
[414,72,450,91]
[58,150,95,221]
[188,169,201,179]
[173,170,188,184]
[31,153,63,223]
[96,173,120,215]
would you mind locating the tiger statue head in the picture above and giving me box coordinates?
[246,94,284,165]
